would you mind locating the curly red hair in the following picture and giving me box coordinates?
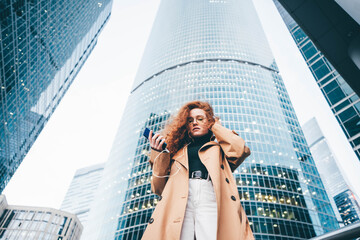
[162,101,216,157]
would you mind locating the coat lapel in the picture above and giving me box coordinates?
[172,145,188,170]
[173,141,219,170]
[199,141,218,152]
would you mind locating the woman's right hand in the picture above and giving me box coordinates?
[149,130,166,151]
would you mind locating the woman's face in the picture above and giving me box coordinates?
[187,108,210,138]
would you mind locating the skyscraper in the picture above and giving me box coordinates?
[61,163,105,224]
[273,0,360,97]
[302,117,360,226]
[85,0,339,239]
[273,0,360,161]
[0,0,113,193]
[334,190,360,226]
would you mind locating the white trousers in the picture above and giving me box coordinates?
[180,179,218,240]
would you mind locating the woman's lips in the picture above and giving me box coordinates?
[192,127,200,131]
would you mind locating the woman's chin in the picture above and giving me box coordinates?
[191,132,206,138]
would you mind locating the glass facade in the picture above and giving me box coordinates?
[334,189,360,226]
[302,117,360,226]
[61,163,105,225]
[85,0,339,239]
[0,195,82,239]
[0,0,113,193]
[273,0,360,161]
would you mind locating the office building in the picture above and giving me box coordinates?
[302,117,360,226]
[334,189,360,226]
[274,0,360,160]
[85,0,339,239]
[273,0,360,97]
[0,0,113,193]
[0,195,82,239]
[61,163,105,224]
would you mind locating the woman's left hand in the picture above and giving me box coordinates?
[208,116,221,129]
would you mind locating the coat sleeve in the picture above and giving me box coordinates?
[148,149,171,196]
[210,122,251,172]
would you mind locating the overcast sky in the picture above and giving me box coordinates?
[3,0,360,209]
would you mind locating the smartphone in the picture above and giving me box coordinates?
[143,127,167,150]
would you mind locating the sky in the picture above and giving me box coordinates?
[3,0,360,209]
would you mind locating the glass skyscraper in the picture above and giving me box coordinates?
[334,189,360,226]
[61,163,105,225]
[302,117,360,226]
[273,0,360,161]
[85,0,339,239]
[0,0,113,193]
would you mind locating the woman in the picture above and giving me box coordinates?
[142,101,254,240]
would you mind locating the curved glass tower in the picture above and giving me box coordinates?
[85,0,339,239]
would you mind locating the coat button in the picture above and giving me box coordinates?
[221,164,224,170]
[149,218,154,224]
[231,195,236,201]
[225,178,230,184]
[159,196,162,201]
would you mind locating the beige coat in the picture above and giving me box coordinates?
[141,122,254,240]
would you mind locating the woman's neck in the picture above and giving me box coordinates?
[191,131,213,145]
